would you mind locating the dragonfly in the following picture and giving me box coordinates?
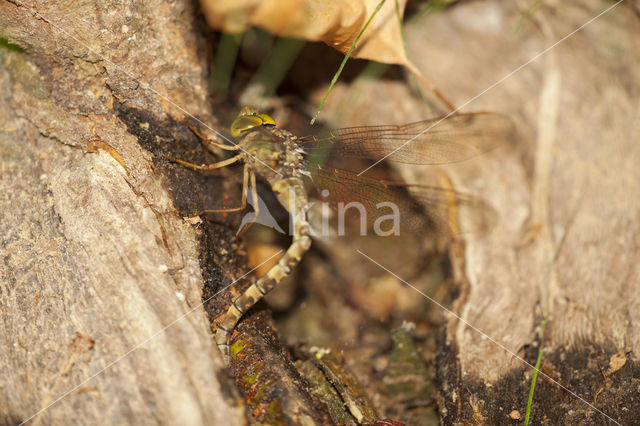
[172,106,514,364]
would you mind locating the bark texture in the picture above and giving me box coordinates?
[0,1,246,424]
[407,2,640,424]
[309,1,640,423]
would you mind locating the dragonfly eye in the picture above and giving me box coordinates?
[230,108,276,138]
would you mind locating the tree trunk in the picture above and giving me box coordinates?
[402,1,640,424]
[0,1,246,424]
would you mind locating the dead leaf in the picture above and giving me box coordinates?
[608,350,627,374]
[247,243,283,276]
[200,0,409,65]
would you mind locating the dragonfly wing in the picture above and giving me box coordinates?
[302,112,515,165]
[309,166,496,237]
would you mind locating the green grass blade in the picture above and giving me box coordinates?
[524,318,547,425]
[243,36,305,102]
[524,196,582,424]
[211,32,243,97]
[310,0,387,125]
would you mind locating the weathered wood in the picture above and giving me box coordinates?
[405,1,639,424]
[309,1,640,423]
[0,1,247,424]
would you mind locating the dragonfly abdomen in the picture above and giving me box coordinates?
[215,177,311,364]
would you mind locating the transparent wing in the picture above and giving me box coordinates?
[309,166,496,237]
[301,112,515,165]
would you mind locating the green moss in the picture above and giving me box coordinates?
[0,44,48,100]
[241,370,260,386]
[267,399,282,416]
[252,377,273,402]
[0,38,24,53]
[240,362,264,387]
[230,338,249,359]
[382,324,432,403]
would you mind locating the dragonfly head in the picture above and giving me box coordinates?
[230,106,276,138]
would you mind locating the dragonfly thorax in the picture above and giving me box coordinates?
[236,123,306,182]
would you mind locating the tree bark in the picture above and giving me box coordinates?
[0,1,247,424]
[403,1,640,424]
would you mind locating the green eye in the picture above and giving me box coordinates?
[256,113,276,126]
[230,115,265,138]
[230,107,276,138]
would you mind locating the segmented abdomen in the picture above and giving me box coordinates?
[215,177,310,364]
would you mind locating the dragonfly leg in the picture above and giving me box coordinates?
[215,179,311,364]
[235,171,259,237]
[196,164,250,215]
[165,153,243,171]
[186,123,240,151]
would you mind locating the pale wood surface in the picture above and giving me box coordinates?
[413,1,639,423]
[0,1,245,424]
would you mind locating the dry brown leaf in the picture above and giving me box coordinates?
[608,350,628,374]
[247,243,284,277]
[200,0,410,65]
